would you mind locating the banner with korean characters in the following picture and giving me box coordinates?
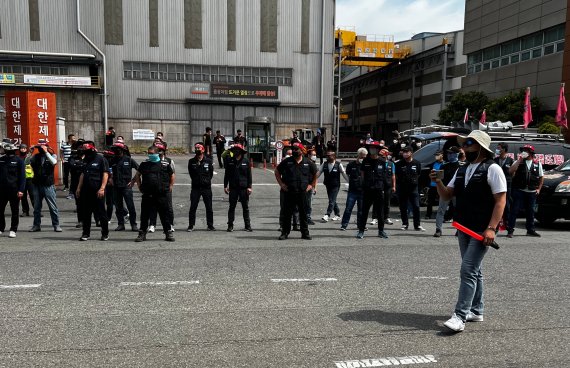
[4,91,59,180]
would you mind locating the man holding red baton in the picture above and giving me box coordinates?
[430,130,506,332]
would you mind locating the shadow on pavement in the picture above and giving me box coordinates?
[338,309,448,331]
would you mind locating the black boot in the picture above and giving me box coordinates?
[135,231,146,242]
[165,231,175,242]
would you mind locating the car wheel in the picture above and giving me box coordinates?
[536,208,557,227]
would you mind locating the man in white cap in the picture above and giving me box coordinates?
[430,130,506,332]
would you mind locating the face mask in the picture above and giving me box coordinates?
[393,140,398,144]
[447,153,458,162]
[465,150,480,163]
[195,149,203,155]
[495,149,502,156]
[416,142,422,148]
[148,153,160,162]
[520,151,530,159]
[400,143,406,149]
[368,149,378,156]
[310,155,317,162]
[387,155,392,161]
[292,150,301,158]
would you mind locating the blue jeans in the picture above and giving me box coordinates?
[325,185,340,216]
[454,232,488,320]
[341,191,363,228]
[436,197,456,231]
[508,189,536,232]
[32,185,60,227]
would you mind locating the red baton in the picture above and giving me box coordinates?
[452,221,500,249]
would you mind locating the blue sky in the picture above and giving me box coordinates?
[336,0,465,41]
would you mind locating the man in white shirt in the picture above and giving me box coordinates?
[431,130,506,333]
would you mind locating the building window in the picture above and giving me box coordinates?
[467,23,565,74]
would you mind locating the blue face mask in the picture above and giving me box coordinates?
[148,153,160,162]
[447,153,458,162]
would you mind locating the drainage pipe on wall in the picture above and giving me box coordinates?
[76,0,108,137]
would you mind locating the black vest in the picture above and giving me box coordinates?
[280,156,313,193]
[494,156,514,184]
[454,160,496,233]
[512,160,541,190]
[383,160,394,187]
[30,154,55,186]
[82,154,107,191]
[225,157,251,189]
[188,157,213,189]
[346,160,363,193]
[396,159,421,190]
[139,160,171,195]
[0,155,23,192]
[113,156,136,188]
[362,157,385,190]
[323,161,341,188]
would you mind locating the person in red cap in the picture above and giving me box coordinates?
[76,142,110,241]
[507,144,543,237]
[275,142,317,240]
[147,142,176,233]
[223,144,252,232]
[187,142,215,231]
[29,138,61,232]
[110,142,139,232]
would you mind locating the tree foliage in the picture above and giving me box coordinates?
[439,89,542,126]
[438,91,489,124]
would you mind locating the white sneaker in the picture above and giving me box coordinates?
[443,313,465,332]
[170,225,175,232]
[148,225,155,233]
[8,231,16,238]
[322,214,329,222]
[370,219,378,225]
[384,218,393,225]
[465,312,484,322]
[331,215,340,221]
[400,225,408,230]
[415,226,426,232]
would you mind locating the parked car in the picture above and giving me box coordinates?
[536,159,570,226]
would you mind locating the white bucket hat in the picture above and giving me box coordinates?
[457,130,493,153]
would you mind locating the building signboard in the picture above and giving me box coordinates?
[23,75,92,86]
[210,84,278,99]
[0,74,15,84]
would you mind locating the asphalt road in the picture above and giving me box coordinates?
[0,155,568,367]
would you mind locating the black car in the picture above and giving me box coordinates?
[536,159,570,226]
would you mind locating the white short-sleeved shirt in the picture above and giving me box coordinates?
[448,162,507,194]
[526,159,544,177]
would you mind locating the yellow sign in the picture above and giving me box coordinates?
[0,74,15,84]
[340,114,349,120]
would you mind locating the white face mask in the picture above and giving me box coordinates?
[416,142,422,148]
[387,155,392,161]
[400,143,406,148]
[495,149,502,156]
[310,155,317,162]
[520,151,530,159]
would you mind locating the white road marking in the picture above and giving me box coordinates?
[414,276,448,280]
[334,355,437,367]
[0,284,42,289]
[271,278,337,283]
[120,281,200,287]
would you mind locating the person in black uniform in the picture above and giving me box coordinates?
[111,142,139,231]
[0,142,26,238]
[493,142,514,233]
[290,131,302,145]
[356,141,389,239]
[233,129,247,147]
[131,146,175,242]
[187,143,215,231]
[69,142,86,228]
[148,142,176,232]
[223,144,253,232]
[380,147,396,226]
[311,130,325,164]
[340,147,367,231]
[102,149,116,222]
[214,130,227,168]
[395,146,425,232]
[275,142,317,240]
[76,143,110,241]
[203,127,213,158]
[18,144,34,217]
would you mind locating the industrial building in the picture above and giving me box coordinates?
[0,0,335,152]
[461,0,567,113]
[339,31,467,140]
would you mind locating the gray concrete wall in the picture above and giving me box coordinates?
[464,0,567,55]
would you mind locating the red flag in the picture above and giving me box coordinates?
[556,83,568,129]
[523,87,533,128]
[480,109,487,125]
[463,108,469,124]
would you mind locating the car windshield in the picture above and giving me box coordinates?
[556,160,570,171]
[413,141,446,163]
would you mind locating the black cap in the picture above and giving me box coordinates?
[401,146,413,152]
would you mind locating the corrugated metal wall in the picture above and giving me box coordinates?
[0,0,336,145]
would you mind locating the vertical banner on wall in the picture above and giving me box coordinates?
[4,91,59,182]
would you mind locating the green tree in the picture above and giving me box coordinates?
[438,91,489,124]
[486,89,541,126]
[538,122,560,135]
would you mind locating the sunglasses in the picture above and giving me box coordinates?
[462,138,477,147]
